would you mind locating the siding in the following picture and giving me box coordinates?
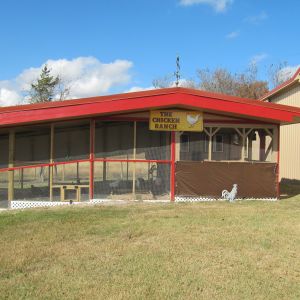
[269,84,300,180]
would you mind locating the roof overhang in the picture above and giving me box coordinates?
[1,87,300,128]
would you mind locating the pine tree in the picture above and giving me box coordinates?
[29,65,60,103]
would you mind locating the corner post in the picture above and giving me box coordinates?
[90,120,95,200]
[49,124,54,201]
[8,130,15,202]
[276,125,280,199]
[171,131,176,201]
[132,121,137,197]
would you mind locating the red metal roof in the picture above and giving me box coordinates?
[261,67,300,101]
[1,87,300,127]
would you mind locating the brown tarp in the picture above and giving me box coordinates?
[175,161,278,198]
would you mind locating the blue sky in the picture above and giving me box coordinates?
[0,0,299,105]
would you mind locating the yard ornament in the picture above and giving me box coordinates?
[222,184,238,202]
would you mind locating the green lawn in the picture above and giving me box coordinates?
[0,198,300,300]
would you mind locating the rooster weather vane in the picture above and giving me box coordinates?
[174,56,181,87]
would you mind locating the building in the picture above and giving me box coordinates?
[1,87,300,209]
[261,68,300,181]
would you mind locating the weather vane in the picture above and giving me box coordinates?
[174,55,180,87]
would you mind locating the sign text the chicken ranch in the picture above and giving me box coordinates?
[149,110,203,132]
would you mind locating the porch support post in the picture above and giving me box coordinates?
[170,131,176,201]
[276,125,280,198]
[272,127,278,163]
[242,128,246,161]
[89,120,95,200]
[259,130,266,161]
[208,128,212,161]
[175,132,181,161]
[248,133,253,161]
[235,128,252,161]
[204,127,220,161]
[8,130,15,202]
[132,121,137,197]
[49,124,54,201]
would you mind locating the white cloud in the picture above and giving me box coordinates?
[179,0,233,12]
[0,57,133,106]
[225,30,240,39]
[277,65,300,83]
[0,88,20,106]
[250,53,268,65]
[125,78,194,92]
[124,86,154,93]
[244,11,268,25]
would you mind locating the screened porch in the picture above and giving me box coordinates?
[0,116,279,207]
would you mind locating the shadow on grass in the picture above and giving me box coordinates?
[280,178,300,199]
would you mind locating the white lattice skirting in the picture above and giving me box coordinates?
[175,196,277,202]
[11,201,82,210]
[10,197,278,209]
[11,199,129,209]
[91,199,124,204]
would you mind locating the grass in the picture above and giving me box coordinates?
[0,198,300,300]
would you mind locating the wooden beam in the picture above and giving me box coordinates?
[264,128,273,138]
[205,124,277,129]
[235,128,243,137]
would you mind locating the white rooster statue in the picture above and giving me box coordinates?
[186,114,200,128]
[222,184,238,202]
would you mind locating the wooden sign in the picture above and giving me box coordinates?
[149,110,203,132]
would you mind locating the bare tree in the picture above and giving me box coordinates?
[152,74,197,89]
[152,74,174,89]
[268,61,289,89]
[197,64,269,99]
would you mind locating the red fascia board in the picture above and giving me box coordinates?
[0,86,288,113]
[182,88,300,113]
[1,86,300,114]
[0,92,299,127]
[0,88,178,114]
[260,67,300,100]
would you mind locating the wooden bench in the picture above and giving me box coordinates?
[52,184,89,202]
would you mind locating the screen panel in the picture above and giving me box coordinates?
[0,171,8,207]
[136,122,171,160]
[93,161,170,200]
[0,133,9,169]
[15,126,50,166]
[14,166,50,201]
[95,121,134,159]
[54,121,90,162]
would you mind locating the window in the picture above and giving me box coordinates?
[180,134,190,153]
[213,134,223,152]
